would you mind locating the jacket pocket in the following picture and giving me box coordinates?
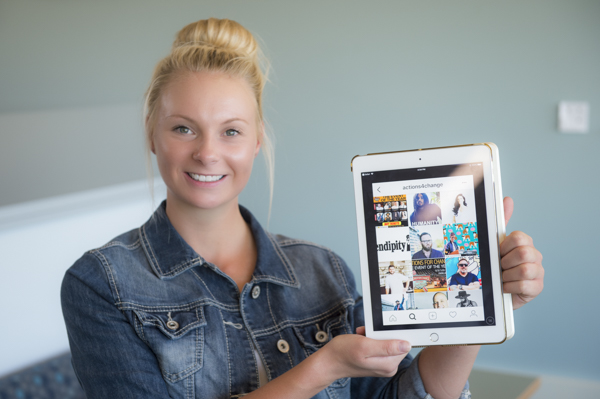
[292,309,351,388]
[133,306,206,383]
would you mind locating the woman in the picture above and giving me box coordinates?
[61,18,544,399]
[452,194,469,224]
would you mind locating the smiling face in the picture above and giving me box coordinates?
[151,71,261,215]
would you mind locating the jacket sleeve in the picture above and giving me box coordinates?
[61,252,171,398]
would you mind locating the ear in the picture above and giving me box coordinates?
[146,116,156,154]
[254,122,264,158]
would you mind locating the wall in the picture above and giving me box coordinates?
[1,0,599,381]
[0,181,166,376]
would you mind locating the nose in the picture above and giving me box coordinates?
[192,135,219,164]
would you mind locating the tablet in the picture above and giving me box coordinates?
[351,143,514,346]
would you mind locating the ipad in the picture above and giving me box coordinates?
[351,143,514,346]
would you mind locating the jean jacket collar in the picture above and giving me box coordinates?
[139,201,300,288]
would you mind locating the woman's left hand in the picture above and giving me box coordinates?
[500,197,544,310]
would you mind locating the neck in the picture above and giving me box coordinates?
[165,194,257,291]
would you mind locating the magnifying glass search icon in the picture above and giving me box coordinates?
[409,313,416,320]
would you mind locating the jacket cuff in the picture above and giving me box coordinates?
[399,351,471,399]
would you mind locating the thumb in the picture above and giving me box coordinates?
[503,196,514,227]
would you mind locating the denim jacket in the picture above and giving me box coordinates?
[61,202,448,399]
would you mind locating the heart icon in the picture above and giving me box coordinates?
[449,311,457,318]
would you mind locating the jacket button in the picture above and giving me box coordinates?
[277,339,290,353]
[166,312,179,330]
[315,331,328,343]
[166,320,179,330]
[251,285,261,299]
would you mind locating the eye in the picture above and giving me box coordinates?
[224,129,240,137]
[174,126,192,135]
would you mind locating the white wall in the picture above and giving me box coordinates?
[0,180,165,376]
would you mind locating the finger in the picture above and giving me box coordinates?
[356,326,366,336]
[501,245,542,271]
[503,197,514,227]
[504,278,544,310]
[502,262,545,282]
[500,231,534,258]
[366,339,411,358]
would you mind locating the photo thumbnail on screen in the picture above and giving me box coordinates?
[374,195,408,226]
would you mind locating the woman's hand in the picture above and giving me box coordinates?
[242,329,411,399]
[314,327,411,382]
[500,197,544,310]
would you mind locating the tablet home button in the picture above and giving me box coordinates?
[430,333,439,342]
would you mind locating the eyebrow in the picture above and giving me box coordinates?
[165,114,249,125]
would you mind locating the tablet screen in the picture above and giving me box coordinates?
[360,162,497,331]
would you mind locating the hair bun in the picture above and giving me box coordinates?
[173,18,258,59]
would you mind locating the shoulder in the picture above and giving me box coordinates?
[62,228,143,303]
[269,233,357,296]
[271,234,350,273]
[69,227,142,272]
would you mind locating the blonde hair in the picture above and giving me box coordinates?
[143,18,274,213]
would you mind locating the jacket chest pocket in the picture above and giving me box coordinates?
[133,307,206,383]
[292,309,351,388]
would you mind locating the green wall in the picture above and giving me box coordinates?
[1,0,598,381]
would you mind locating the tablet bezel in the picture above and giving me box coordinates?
[351,143,512,346]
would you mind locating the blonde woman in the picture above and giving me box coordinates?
[61,18,544,399]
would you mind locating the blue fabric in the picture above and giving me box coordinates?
[411,248,444,259]
[449,272,479,286]
[444,241,458,253]
[0,353,85,399]
[61,202,432,399]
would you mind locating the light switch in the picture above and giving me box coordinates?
[558,101,590,133]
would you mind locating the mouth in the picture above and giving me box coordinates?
[187,172,225,182]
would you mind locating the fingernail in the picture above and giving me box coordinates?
[399,341,411,353]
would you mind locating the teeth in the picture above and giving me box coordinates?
[188,173,223,182]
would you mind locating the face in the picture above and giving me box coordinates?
[420,234,432,251]
[151,72,261,214]
[389,266,395,274]
[415,194,425,206]
[458,195,465,205]
[450,234,455,242]
[457,260,469,276]
[433,293,448,309]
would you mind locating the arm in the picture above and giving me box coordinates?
[385,276,391,294]
[417,197,544,399]
[242,333,412,399]
[61,254,172,398]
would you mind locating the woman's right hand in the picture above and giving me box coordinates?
[314,327,412,382]
[242,328,411,399]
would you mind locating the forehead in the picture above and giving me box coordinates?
[158,71,257,122]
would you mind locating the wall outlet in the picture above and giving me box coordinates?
[558,101,590,133]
